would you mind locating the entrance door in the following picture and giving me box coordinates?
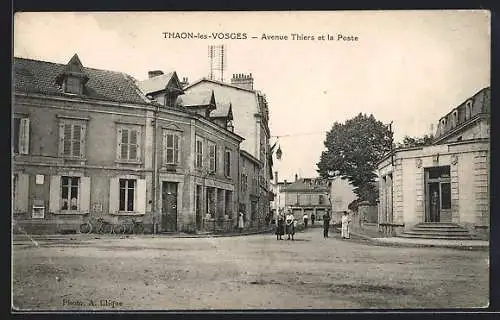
[425,166,452,223]
[195,185,202,230]
[161,182,178,232]
[428,182,440,222]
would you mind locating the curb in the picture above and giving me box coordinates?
[348,231,489,251]
[12,228,276,242]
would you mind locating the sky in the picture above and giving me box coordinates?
[13,11,490,182]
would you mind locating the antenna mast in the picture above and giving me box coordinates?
[208,44,226,82]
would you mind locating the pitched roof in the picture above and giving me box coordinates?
[210,101,232,119]
[13,56,150,105]
[136,72,177,95]
[185,77,258,93]
[177,89,214,107]
[282,178,329,192]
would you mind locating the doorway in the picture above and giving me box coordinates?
[425,166,451,223]
[161,181,178,232]
[195,185,202,230]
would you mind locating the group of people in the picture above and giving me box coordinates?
[275,209,351,240]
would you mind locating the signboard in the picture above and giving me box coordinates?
[35,175,44,185]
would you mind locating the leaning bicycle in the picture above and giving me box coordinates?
[79,217,114,234]
[115,218,144,235]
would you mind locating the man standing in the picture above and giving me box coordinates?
[303,212,309,229]
[323,211,331,238]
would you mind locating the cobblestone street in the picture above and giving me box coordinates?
[12,227,489,310]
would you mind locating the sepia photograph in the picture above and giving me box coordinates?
[12,10,490,311]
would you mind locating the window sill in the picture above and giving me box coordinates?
[111,211,144,216]
[115,160,144,165]
[53,210,87,215]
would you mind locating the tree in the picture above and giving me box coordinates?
[396,134,434,148]
[317,113,392,203]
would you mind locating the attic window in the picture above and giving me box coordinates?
[64,77,83,95]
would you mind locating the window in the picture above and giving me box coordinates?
[208,141,217,172]
[64,77,82,94]
[319,195,325,205]
[119,179,136,211]
[164,131,180,164]
[117,125,141,162]
[224,149,231,177]
[195,138,203,169]
[296,194,300,204]
[61,176,80,210]
[13,117,30,154]
[59,119,86,158]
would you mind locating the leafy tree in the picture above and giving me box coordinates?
[317,113,392,203]
[396,134,434,148]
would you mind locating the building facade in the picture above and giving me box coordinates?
[12,55,242,234]
[281,175,331,223]
[377,87,490,238]
[239,150,263,227]
[183,74,272,225]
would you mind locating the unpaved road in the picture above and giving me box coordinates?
[12,227,489,310]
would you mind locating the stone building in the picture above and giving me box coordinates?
[183,74,272,227]
[281,175,331,223]
[377,87,490,239]
[12,55,243,234]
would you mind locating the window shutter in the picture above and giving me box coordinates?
[79,124,86,158]
[129,129,138,160]
[80,176,91,213]
[19,118,30,155]
[162,130,167,164]
[136,179,146,214]
[116,127,123,160]
[109,177,119,214]
[63,122,72,156]
[72,124,81,157]
[58,122,65,156]
[49,175,61,213]
[14,173,29,212]
[174,135,180,164]
[135,128,141,161]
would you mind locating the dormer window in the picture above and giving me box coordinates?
[56,54,89,96]
[227,119,234,132]
[63,77,83,95]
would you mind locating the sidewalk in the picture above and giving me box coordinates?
[12,227,275,243]
[345,227,489,251]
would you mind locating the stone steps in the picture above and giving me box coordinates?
[399,223,474,240]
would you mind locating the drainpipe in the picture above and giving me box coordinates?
[151,103,160,234]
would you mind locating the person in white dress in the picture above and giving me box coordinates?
[341,211,351,239]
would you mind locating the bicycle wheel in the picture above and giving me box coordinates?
[133,223,144,235]
[102,223,113,234]
[79,222,91,234]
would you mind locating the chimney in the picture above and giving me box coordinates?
[284,179,287,186]
[148,70,164,78]
[230,73,254,90]
[274,171,278,183]
[180,77,189,88]
[295,173,298,182]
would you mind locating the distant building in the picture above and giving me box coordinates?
[377,87,490,239]
[281,174,331,223]
[328,177,357,223]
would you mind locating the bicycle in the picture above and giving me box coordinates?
[115,218,144,235]
[79,217,114,234]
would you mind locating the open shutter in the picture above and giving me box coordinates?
[58,121,65,156]
[135,128,142,162]
[175,134,180,164]
[14,173,29,212]
[19,118,30,155]
[49,175,61,213]
[109,177,119,214]
[80,176,91,213]
[162,130,167,165]
[116,127,123,160]
[136,178,146,214]
[79,124,86,158]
